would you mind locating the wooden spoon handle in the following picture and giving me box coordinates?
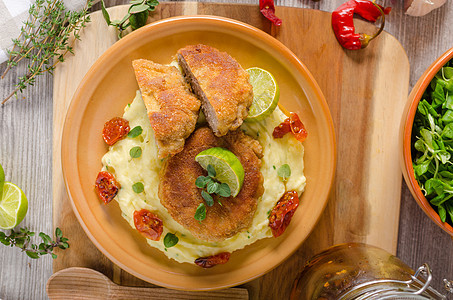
[46,267,249,300]
[110,285,249,299]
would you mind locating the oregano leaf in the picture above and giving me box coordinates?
[163,233,179,248]
[128,126,143,138]
[277,164,291,181]
[132,182,144,193]
[201,190,214,206]
[194,203,206,221]
[129,146,142,158]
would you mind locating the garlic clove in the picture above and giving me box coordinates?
[405,0,447,17]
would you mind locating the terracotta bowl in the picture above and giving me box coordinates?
[61,16,336,290]
[401,47,453,236]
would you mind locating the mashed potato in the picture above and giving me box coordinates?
[101,91,306,264]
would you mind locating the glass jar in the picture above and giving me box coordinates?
[290,243,449,299]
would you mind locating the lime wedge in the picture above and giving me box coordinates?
[245,67,280,122]
[195,147,245,197]
[0,163,4,196]
[0,163,4,183]
[0,182,28,229]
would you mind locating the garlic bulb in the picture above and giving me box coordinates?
[405,0,447,16]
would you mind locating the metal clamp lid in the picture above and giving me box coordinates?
[340,264,449,299]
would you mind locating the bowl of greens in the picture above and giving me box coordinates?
[401,47,453,236]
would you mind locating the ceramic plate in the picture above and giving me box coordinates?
[61,15,335,290]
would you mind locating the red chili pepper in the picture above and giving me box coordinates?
[260,0,282,26]
[332,0,391,50]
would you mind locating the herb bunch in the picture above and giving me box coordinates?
[194,164,231,221]
[412,58,453,225]
[101,0,159,39]
[0,227,69,259]
[1,0,92,104]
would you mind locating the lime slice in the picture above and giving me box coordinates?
[0,163,4,196]
[195,147,245,197]
[0,182,28,229]
[245,67,280,122]
[0,163,4,183]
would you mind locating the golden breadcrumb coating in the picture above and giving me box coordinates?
[177,44,253,136]
[158,127,264,242]
[132,59,200,158]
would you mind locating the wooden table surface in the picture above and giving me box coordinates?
[0,0,452,299]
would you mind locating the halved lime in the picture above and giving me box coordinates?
[245,67,280,122]
[0,163,4,196]
[0,182,28,229]
[0,163,4,183]
[195,147,245,197]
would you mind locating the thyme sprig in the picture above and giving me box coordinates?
[0,227,69,259]
[1,0,93,104]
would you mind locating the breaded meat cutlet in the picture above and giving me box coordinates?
[158,127,264,242]
[177,44,253,137]
[132,59,200,159]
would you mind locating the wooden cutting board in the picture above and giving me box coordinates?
[52,3,409,299]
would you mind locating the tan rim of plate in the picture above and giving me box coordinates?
[61,15,336,290]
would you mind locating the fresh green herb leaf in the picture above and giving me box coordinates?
[201,190,214,206]
[129,4,149,13]
[101,0,111,25]
[129,10,149,30]
[130,146,142,158]
[207,164,216,177]
[1,0,93,104]
[163,233,179,248]
[132,182,144,193]
[195,176,209,188]
[26,251,40,259]
[101,0,159,38]
[206,181,219,194]
[195,176,207,189]
[218,183,231,197]
[0,227,69,259]
[55,227,62,240]
[439,204,447,222]
[414,160,430,177]
[128,126,143,138]
[442,123,453,138]
[412,59,453,225]
[194,203,206,221]
[277,164,291,181]
[146,0,159,6]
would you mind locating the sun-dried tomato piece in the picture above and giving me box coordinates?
[268,190,300,237]
[95,171,120,204]
[102,117,130,146]
[194,252,231,268]
[272,112,308,142]
[272,117,292,139]
[289,113,308,142]
[133,209,163,241]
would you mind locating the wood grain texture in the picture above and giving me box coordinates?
[47,267,248,299]
[0,0,452,299]
[52,3,407,299]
